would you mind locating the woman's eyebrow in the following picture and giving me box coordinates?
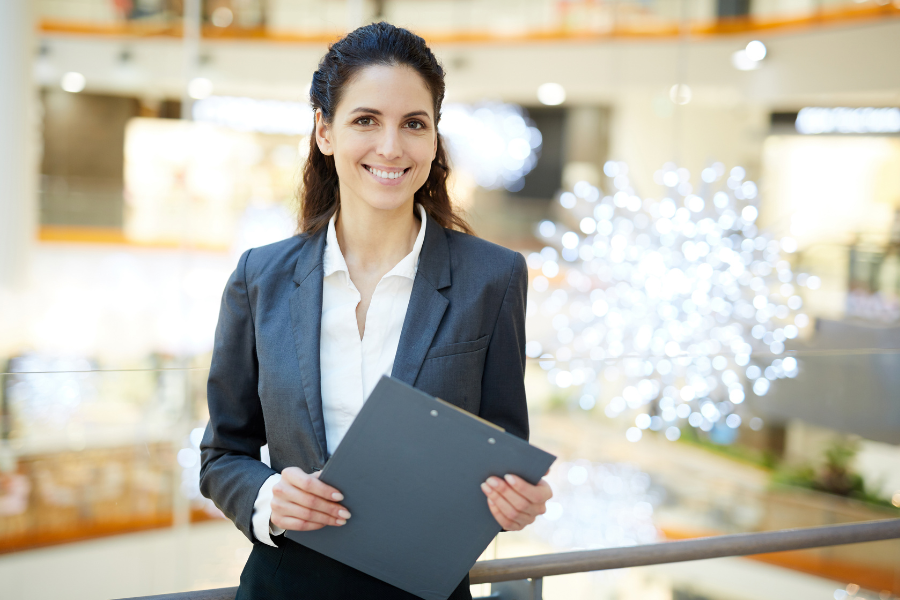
[349,107,432,120]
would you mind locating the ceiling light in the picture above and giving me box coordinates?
[188,77,214,100]
[745,40,767,61]
[537,83,566,106]
[668,84,691,105]
[731,50,760,71]
[61,71,86,93]
[211,7,233,27]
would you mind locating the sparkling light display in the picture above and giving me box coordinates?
[532,460,660,550]
[439,102,542,192]
[527,161,814,441]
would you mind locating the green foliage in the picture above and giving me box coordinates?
[772,438,898,509]
[677,426,778,470]
[545,391,570,412]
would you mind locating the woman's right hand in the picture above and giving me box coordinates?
[270,467,351,532]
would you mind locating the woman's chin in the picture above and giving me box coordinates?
[353,186,420,213]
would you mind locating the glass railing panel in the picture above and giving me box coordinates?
[0,350,897,599]
[480,347,900,599]
[0,365,216,557]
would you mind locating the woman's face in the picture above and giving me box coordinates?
[315,64,437,215]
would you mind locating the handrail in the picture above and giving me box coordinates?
[117,518,900,599]
[468,518,900,584]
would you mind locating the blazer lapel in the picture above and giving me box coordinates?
[392,212,451,386]
[289,230,328,462]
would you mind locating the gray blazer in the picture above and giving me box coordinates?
[199,211,529,543]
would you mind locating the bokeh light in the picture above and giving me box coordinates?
[439,102,542,191]
[529,161,814,441]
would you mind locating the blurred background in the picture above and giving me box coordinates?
[1,1,899,599]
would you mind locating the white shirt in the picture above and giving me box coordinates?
[251,204,427,546]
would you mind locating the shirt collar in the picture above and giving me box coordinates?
[323,203,427,281]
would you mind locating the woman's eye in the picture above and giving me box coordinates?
[406,120,426,130]
[355,117,374,126]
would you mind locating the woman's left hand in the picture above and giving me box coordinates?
[480,473,553,531]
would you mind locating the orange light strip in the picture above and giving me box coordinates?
[37,226,230,252]
[38,3,900,44]
[661,526,900,594]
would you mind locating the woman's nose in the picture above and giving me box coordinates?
[376,129,402,160]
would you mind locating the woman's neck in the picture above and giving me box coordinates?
[334,199,420,274]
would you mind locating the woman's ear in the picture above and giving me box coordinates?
[315,110,334,156]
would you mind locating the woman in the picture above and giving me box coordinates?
[200,22,552,600]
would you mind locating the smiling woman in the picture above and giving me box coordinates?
[199,21,551,600]
[299,22,471,237]
[317,66,437,210]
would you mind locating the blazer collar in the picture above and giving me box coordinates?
[415,209,452,291]
[391,211,452,386]
[292,227,327,286]
[291,207,450,289]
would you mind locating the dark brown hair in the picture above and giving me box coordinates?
[299,22,472,236]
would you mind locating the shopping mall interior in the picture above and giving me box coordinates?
[1,0,899,599]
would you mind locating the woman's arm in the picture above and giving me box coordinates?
[477,251,552,530]
[199,249,279,542]
[478,251,529,440]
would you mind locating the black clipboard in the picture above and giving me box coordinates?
[285,375,556,600]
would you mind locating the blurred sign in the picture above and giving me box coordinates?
[123,118,300,250]
[795,107,900,135]
[192,96,314,136]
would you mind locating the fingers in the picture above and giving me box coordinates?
[274,480,349,520]
[503,474,553,505]
[270,515,326,532]
[488,476,545,517]
[270,491,348,528]
[282,467,344,501]
[486,497,520,531]
[480,477,534,530]
[273,467,350,531]
[480,474,553,531]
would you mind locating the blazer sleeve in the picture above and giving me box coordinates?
[478,251,529,441]
[199,248,278,543]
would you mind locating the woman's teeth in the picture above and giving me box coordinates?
[366,166,406,180]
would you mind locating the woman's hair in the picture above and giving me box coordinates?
[299,22,472,236]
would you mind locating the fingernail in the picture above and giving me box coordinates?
[504,474,517,485]
[487,498,495,506]
[336,519,346,525]
[488,477,501,488]
[332,493,344,501]
[480,482,490,494]
[338,509,351,519]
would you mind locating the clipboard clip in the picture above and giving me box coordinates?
[433,397,506,433]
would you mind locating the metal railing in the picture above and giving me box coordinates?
[118,518,900,600]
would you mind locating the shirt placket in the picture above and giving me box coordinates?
[339,270,365,425]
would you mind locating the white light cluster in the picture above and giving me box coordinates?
[61,71,86,93]
[5,356,94,432]
[439,102,542,192]
[537,83,566,106]
[732,40,767,71]
[193,95,314,135]
[188,77,214,100]
[528,161,813,441]
[532,460,659,550]
[795,107,900,135]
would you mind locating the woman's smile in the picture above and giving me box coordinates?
[363,164,412,186]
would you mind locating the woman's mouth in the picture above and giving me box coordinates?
[364,165,410,185]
